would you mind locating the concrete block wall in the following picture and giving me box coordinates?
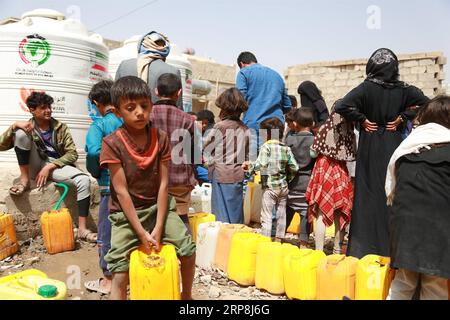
[187,56,236,119]
[285,52,447,109]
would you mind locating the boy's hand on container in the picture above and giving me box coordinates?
[149,227,162,252]
[241,161,250,171]
[138,231,155,251]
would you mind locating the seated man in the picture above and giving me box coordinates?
[0,92,96,242]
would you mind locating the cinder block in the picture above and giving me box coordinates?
[437,56,447,65]
[349,72,365,79]
[436,72,446,81]
[411,66,427,74]
[419,59,435,66]
[421,81,439,89]
[426,65,441,73]
[326,67,341,74]
[347,79,361,87]
[314,67,328,74]
[302,69,315,75]
[322,73,336,81]
[418,73,436,81]
[400,67,411,75]
[402,74,418,82]
[334,79,347,86]
[403,60,419,68]
[336,72,349,80]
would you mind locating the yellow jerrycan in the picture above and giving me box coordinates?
[356,255,394,300]
[228,233,271,286]
[188,213,215,242]
[129,244,181,300]
[0,212,19,261]
[40,183,75,254]
[287,212,301,234]
[283,249,327,300]
[317,254,359,300]
[0,269,67,300]
[214,224,253,272]
[243,181,263,225]
[255,243,299,295]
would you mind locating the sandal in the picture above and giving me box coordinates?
[77,229,98,243]
[9,182,30,196]
[84,278,110,295]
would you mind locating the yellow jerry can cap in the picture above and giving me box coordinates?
[38,285,58,298]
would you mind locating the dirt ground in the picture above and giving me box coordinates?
[0,233,340,300]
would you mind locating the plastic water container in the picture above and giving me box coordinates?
[317,254,359,300]
[243,182,263,225]
[195,222,222,269]
[0,213,19,261]
[255,243,299,295]
[213,224,253,272]
[356,255,394,300]
[129,244,181,300]
[40,183,75,254]
[227,233,271,286]
[0,269,67,300]
[188,213,215,243]
[287,212,301,235]
[40,208,75,255]
[190,183,212,214]
[283,249,327,300]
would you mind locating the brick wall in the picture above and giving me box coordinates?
[285,52,447,109]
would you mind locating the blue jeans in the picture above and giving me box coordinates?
[97,194,112,278]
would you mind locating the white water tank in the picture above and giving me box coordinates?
[0,9,109,164]
[109,35,193,112]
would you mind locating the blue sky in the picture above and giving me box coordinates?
[2,0,449,81]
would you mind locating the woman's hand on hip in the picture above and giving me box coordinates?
[361,119,378,133]
[386,116,403,132]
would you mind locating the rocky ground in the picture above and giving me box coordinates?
[0,232,341,300]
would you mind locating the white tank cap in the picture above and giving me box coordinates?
[21,9,66,21]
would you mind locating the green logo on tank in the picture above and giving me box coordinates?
[19,34,51,67]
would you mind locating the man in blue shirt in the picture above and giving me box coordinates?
[84,80,123,295]
[236,51,292,151]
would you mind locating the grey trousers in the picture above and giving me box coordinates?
[261,187,288,239]
[387,269,449,300]
[14,129,90,202]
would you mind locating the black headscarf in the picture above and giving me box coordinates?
[365,48,409,89]
[297,81,324,108]
[297,81,329,126]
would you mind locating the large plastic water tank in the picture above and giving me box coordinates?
[0,9,109,164]
[109,36,193,112]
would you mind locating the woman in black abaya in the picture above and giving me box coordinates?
[335,48,429,259]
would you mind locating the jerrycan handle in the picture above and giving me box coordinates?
[54,183,69,211]
[375,257,390,267]
[328,255,346,266]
